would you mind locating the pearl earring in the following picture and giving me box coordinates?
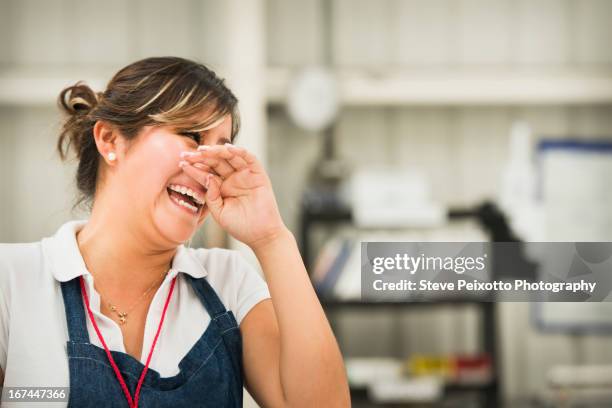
[108,152,116,161]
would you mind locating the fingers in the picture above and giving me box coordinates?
[180,144,259,179]
[198,145,249,173]
[179,144,265,195]
[180,146,244,179]
[201,144,248,171]
[224,144,265,174]
[180,150,234,179]
[227,154,249,172]
[191,162,219,176]
[178,160,211,190]
[203,173,224,218]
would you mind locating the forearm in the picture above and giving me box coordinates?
[252,228,350,407]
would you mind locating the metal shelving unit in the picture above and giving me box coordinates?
[297,191,522,407]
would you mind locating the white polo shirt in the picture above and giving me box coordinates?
[0,219,271,398]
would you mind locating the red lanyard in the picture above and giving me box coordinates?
[79,275,177,408]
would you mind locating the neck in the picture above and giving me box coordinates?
[76,210,176,297]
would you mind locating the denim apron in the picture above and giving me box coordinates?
[59,274,243,407]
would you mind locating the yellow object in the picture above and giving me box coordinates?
[404,355,455,378]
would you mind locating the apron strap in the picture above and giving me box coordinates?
[60,277,91,343]
[184,275,238,333]
[185,274,243,380]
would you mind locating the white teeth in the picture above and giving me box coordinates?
[169,194,199,213]
[178,199,198,212]
[168,184,205,206]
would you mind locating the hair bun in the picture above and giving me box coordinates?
[58,81,99,116]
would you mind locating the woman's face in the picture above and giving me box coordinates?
[110,114,232,246]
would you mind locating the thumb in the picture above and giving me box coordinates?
[205,173,223,219]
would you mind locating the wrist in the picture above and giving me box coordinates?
[250,225,294,255]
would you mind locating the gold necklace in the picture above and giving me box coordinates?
[105,272,168,325]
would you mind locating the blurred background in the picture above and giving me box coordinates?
[2,0,612,407]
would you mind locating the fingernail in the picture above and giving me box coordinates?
[205,174,210,189]
[180,151,199,158]
[193,163,205,169]
[197,145,209,151]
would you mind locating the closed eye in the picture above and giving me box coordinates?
[179,131,201,143]
[178,130,233,146]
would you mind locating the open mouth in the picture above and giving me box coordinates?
[167,185,205,215]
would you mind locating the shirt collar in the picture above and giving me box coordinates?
[42,219,208,282]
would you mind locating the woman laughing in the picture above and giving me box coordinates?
[0,56,350,408]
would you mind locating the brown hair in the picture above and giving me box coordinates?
[57,56,240,212]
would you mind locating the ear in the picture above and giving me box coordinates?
[93,120,122,165]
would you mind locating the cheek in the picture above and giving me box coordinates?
[125,142,181,199]
[151,140,181,172]
[147,133,187,167]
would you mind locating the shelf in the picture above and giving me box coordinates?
[302,199,502,407]
[3,67,612,106]
[0,69,108,106]
[269,66,612,106]
[349,385,496,408]
[350,381,496,393]
[320,299,492,308]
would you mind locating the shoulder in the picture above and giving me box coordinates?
[189,246,261,291]
[190,246,240,272]
[189,247,271,325]
[0,241,46,371]
[0,241,46,293]
[0,241,44,265]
